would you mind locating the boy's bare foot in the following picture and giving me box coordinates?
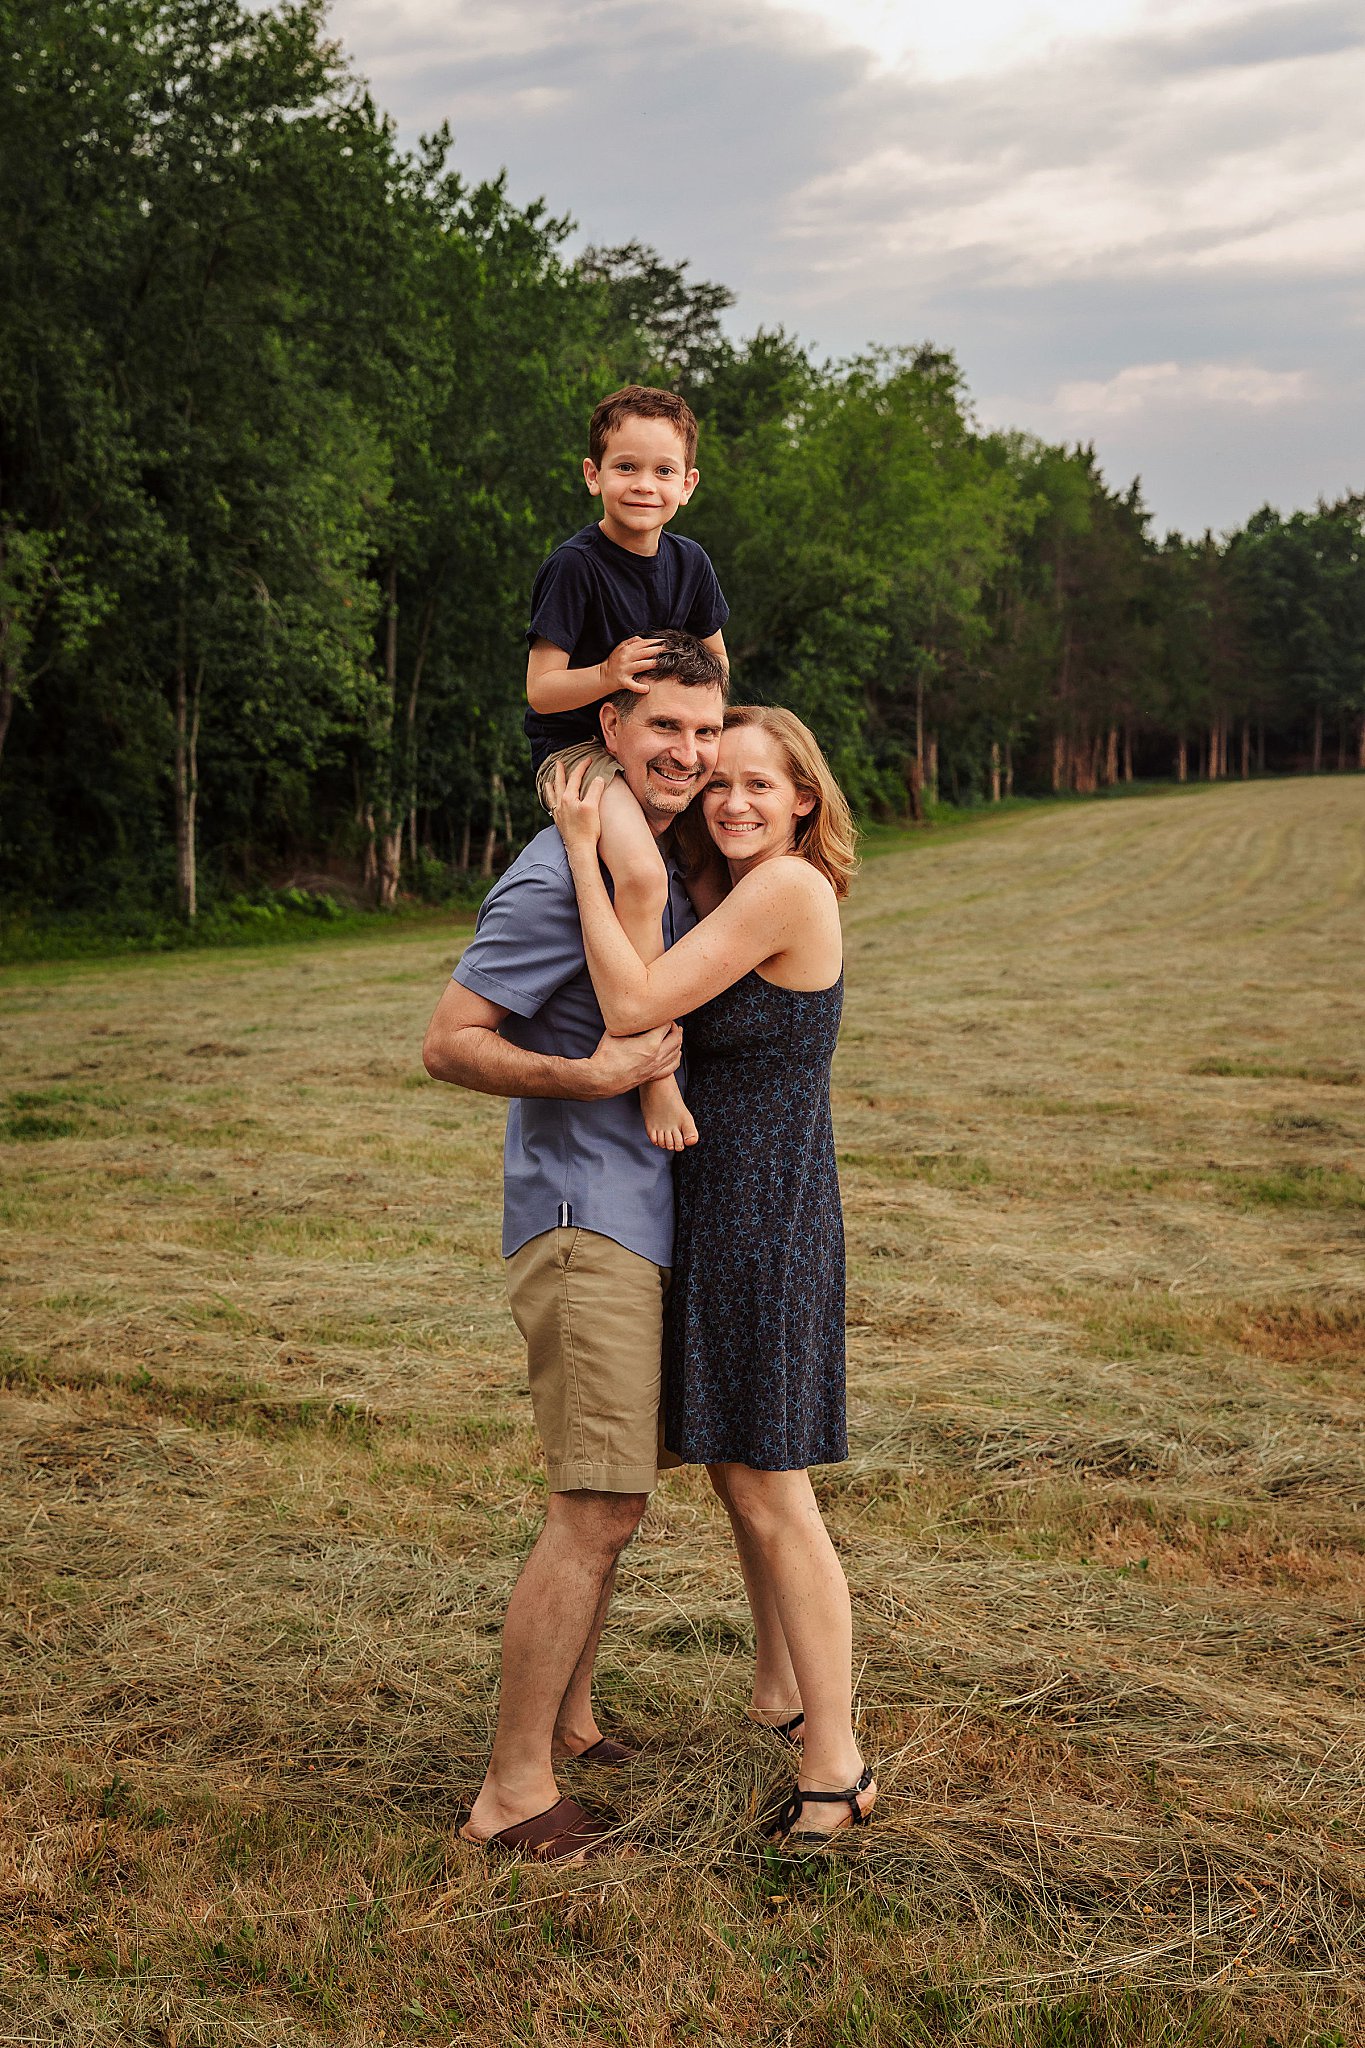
[641,1075,699,1152]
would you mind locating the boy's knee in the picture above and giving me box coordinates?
[609,857,667,917]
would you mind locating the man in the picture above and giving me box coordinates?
[422,632,728,1863]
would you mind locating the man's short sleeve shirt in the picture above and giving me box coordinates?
[525,523,728,756]
[450,825,695,1266]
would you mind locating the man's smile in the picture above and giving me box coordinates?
[647,756,704,790]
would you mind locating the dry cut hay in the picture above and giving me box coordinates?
[1,778,1363,2045]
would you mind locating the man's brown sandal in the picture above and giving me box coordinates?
[459,1796,617,1862]
[767,1764,876,1851]
[568,1737,637,1766]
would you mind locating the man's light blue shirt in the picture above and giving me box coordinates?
[451,825,695,1268]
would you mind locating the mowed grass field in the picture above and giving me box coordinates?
[2,777,1362,2048]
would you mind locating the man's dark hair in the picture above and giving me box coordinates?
[608,629,729,720]
[589,385,699,470]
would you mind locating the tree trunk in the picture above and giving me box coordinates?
[926,735,939,805]
[1176,737,1187,783]
[1240,719,1250,780]
[914,673,924,785]
[1051,732,1065,794]
[903,754,923,823]
[1257,722,1265,773]
[397,590,438,888]
[480,770,502,878]
[1337,720,1347,772]
[1358,713,1365,772]
[989,739,1001,803]
[457,816,471,870]
[0,520,13,772]
[0,657,13,774]
[1312,708,1323,772]
[376,826,402,907]
[1073,732,1096,793]
[186,664,201,921]
[1104,725,1118,787]
[173,623,200,923]
[1004,737,1014,798]
[1122,725,1133,782]
[373,557,402,908]
[1207,723,1218,780]
[361,805,377,894]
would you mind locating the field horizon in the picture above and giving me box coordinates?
[2,776,1362,2047]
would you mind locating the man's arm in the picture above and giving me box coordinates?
[422,979,682,1100]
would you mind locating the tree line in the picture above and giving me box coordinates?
[4,0,1363,924]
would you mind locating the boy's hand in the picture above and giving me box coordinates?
[600,636,664,696]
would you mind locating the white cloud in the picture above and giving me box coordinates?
[1049,360,1312,416]
[775,0,1257,79]
[779,24,1365,290]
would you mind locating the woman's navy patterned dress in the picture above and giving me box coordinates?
[664,969,847,1471]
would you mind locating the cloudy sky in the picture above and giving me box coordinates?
[328,0,1365,537]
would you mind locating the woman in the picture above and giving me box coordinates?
[552,704,874,1847]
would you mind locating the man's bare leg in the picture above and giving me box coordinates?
[465,1490,645,1839]
[552,1561,617,1757]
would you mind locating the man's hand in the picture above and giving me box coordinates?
[424,982,682,1103]
[583,1022,682,1099]
[600,636,664,696]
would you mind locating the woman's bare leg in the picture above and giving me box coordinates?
[707,1464,801,1722]
[715,1463,873,1833]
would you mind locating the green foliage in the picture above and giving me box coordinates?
[2,0,1362,940]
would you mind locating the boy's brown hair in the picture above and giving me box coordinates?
[589,385,698,471]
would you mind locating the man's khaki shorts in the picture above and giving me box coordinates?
[535,740,622,815]
[505,1227,673,1494]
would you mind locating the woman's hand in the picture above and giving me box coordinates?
[549,756,605,860]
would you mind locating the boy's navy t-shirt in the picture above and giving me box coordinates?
[525,522,728,765]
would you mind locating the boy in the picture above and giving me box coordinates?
[525,385,729,1150]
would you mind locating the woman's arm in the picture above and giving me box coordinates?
[554,766,819,1032]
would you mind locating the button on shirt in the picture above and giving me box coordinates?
[451,825,695,1268]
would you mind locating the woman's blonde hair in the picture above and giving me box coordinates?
[678,703,859,900]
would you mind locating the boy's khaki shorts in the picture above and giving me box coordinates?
[505,1226,674,1493]
[535,740,622,815]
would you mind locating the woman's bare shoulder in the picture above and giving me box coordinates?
[731,854,835,906]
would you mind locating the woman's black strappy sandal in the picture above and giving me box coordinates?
[767,1763,876,1851]
[747,1709,804,1747]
